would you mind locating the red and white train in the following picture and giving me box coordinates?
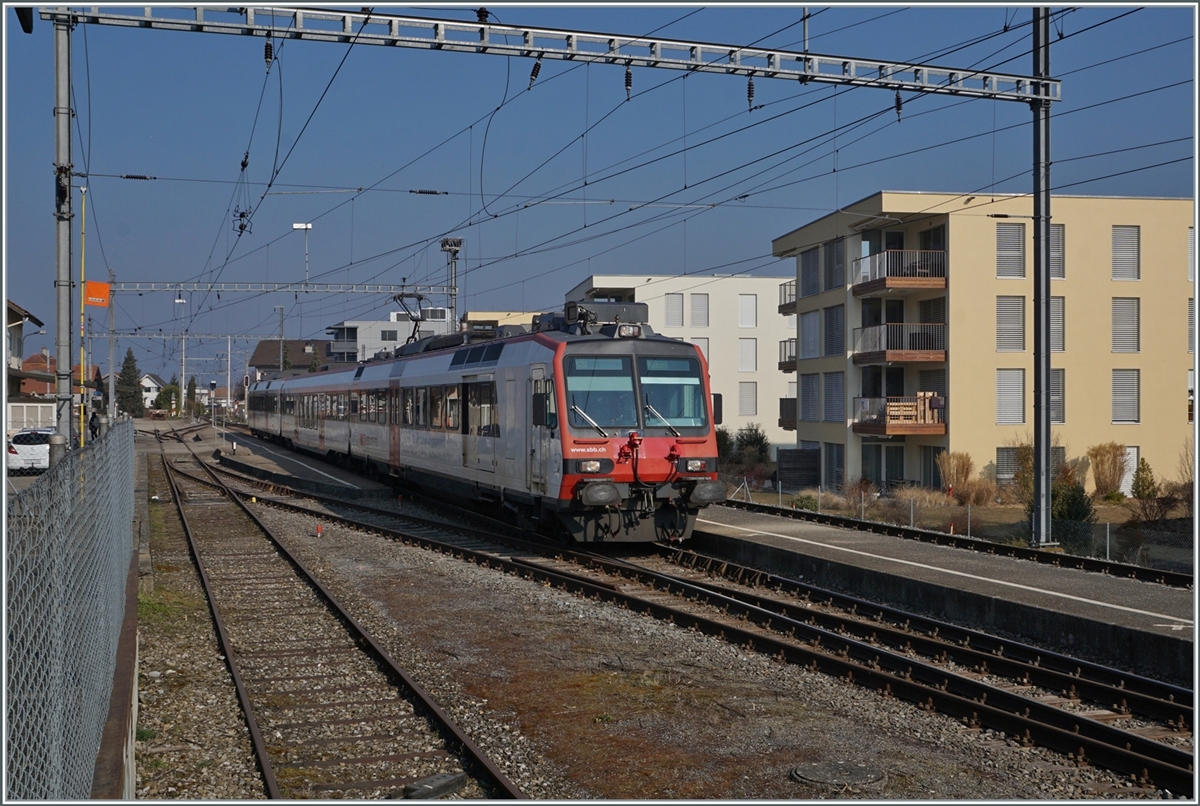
[247,301,727,543]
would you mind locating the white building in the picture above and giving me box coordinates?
[140,373,167,409]
[325,308,453,362]
[564,274,796,458]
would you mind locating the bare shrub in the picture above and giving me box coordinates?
[1177,436,1194,519]
[955,478,998,507]
[1087,442,1128,499]
[934,451,973,493]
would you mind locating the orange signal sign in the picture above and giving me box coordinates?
[85,281,110,307]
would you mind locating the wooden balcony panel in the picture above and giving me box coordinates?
[852,275,947,298]
[853,350,946,366]
[852,421,946,436]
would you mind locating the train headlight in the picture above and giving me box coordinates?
[685,459,707,472]
[579,460,603,473]
[617,324,641,338]
[579,481,621,507]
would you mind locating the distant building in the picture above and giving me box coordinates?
[247,339,351,379]
[325,308,454,362]
[564,273,796,458]
[140,373,168,409]
[772,190,1194,493]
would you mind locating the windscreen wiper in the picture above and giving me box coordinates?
[570,402,609,437]
[644,401,681,437]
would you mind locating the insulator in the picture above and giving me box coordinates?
[747,75,755,111]
[240,151,249,171]
[264,40,273,69]
[895,90,903,122]
[528,56,542,90]
[476,7,489,23]
[625,64,632,101]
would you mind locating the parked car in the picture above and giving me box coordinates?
[7,428,54,473]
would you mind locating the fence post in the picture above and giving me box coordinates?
[967,504,971,537]
[910,497,914,528]
[861,490,865,520]
[817,486,821,514]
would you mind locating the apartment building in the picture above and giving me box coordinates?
[772,191,1194,493]
[564,273,796,457]
[325,308,454,362]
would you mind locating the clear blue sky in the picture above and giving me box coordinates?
[4,4,1195,384]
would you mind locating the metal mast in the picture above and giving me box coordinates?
[1031,9,1053,547]
[53,11,73,446]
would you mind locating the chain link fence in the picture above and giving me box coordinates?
[5,420,135,800]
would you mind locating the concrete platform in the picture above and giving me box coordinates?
[693,505,1195,687]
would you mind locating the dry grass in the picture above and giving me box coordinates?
[934,452,973,492]
[1087,442,1128,498]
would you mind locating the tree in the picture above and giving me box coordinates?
[282,342,292,371]
[715,425,734,469]
[308,350,321,373]
[116,347,144,417]
[734,423,771,466]
[1126,457,1179,524]
[153,384,180,413]
[186,375,197,415]
[1086,442,1129,499]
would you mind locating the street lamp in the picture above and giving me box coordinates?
[175,295,187,418]
[293,222,312,286]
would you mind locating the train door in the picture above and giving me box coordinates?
[463,376,497,472]
[529,366,546,493]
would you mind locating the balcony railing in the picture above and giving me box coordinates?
[853,323,945,354]
[328,340,358,354]
[778,338,797,372]
[852,249,946,284]
[853,394,947,432]
[778,279,797,314]
[779,396,797,430]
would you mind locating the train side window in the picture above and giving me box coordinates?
[532,379,558,429]
[350,391,360,418]
[430,386,445,430]
[402,388,414,427]
[470,381,499,437]
[416,387,428,427]
[445,385,460,430]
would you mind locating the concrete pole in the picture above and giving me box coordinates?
[1031,8,1052,547]
[54,11,74,444]
[108,270,116,420]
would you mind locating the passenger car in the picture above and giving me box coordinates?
[7,428,54,473]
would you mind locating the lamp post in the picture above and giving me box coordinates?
[440,238,462,331]
[175,294,187,418]
[293,222,312,286]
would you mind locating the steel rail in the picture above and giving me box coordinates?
[158,451,282,798]
[719,499,1193,588]
[187,462,1193,794]
[173,452,528,799]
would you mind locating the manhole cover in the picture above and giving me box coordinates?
[791,761,887,788]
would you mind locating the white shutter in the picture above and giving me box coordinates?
[1112,225,1140,280]
[1111,297,1140,352]
[800,248,820,297]
[996,223,1025,278]
[1189,298,1194,353]
[738,294,757,328]
[1050,223,1065,279]
[800,311,819,358]
[786,314,797,330]
[823,305,845,356]
[824,238,845,290]
[996,368,1024,424]
[1189,227,1195,282]
[1119,446,1139,496]
[1050,368,1065,424]
[996,296,1025,352]
[1112,369,1139,423]
[823,372,844,422]
[692,337,708,360]
[690,293,709,328]
[800,374,819,421]
[664,293,684,328]
[738,338,757,372]
[738,381,757,416]
[1050,296,1064,352]
[787,380,797,397]
[996,447,1019,485]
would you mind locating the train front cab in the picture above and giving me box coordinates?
[544,336,726,544]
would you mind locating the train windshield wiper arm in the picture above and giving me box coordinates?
[644,401,680,437]
[570,403,608,437]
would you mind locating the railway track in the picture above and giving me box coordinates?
[182,458,1195,796]
[159,447,526,799]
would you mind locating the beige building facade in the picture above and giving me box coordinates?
[565,274,796,457]
[772,190,1195,493]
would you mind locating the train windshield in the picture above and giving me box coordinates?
[564,356,639,430]
[637,356,707,429]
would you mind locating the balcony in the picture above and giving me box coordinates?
[778,338,797,373]
[852,323,945,366]
[853,394,947,436]
[778,280,797,315]
[851,250,946,297]
[779,397,797,431]
[328,340,358,355]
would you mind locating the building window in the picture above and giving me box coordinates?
[823,304,844,356]
[381,329,398,342]
[1050,223,1065,279]
[921,445,945,489]
[1189,227,1195,282]
[800,248,820,297]
[996,368,1025,424]
[1189,299,1194,354]
[996,447,1019,486]
[664,294,684,328]
[823,442,845,490]
[1111,297,1140,352]
[799,374,820,421]
[690,293,709,328]
[823,238,845,290]
[786,313,796,330]
[1112,369,1139,423]
[919,297,946,324]
[823,372,844,422]
[799,311,819,359]
[996,222,1025,278]
[1112,225,1140,280]
[1050,368,1065,424]
[1050,297,1064,352]
[738,294,757,328]
[918,368,946,398]
[996,296,1025,352]
[1119,447,1139,496]
[738,338,757,372]
[738,381,757,416]
[787,380,797,397]
[692,337,708,360]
